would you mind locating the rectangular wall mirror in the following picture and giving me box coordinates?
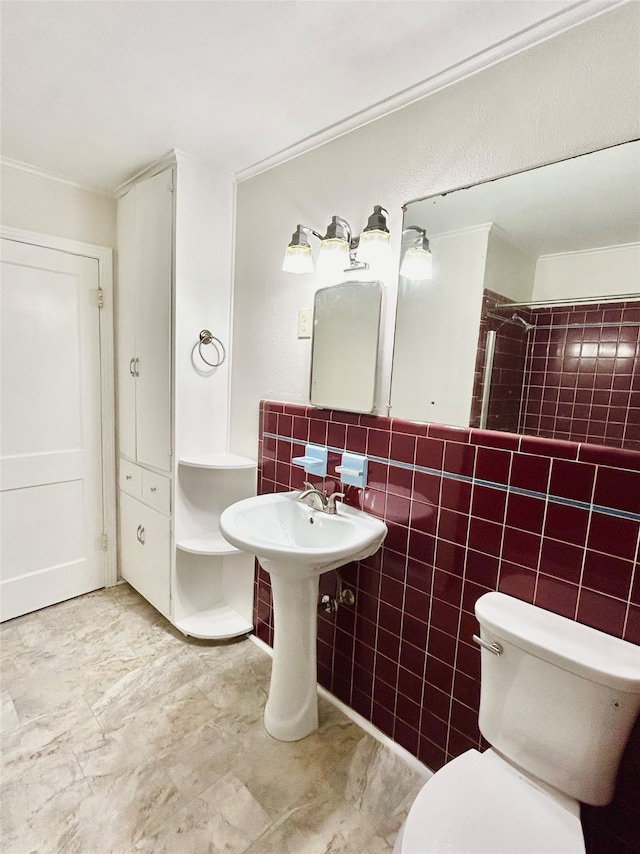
[390,139,639,451]
[310,280,382,414]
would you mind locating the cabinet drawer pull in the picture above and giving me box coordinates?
[136,525,145,545]
[129,357,136,377]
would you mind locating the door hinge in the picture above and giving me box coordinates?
[102,534,108,550]
[90,289,104,308]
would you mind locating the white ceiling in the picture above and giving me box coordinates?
[0,0,622,193]
[407,140,640,257]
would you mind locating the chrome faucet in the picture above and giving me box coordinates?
[298,482,345,515]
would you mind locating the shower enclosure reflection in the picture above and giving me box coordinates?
[477,314,534,431]
[472,295,640,448]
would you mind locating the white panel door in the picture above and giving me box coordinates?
[0,238,105,620]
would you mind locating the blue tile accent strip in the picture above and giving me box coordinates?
[264,432,640,523]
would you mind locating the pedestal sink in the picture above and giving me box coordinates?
[220,491,387,741]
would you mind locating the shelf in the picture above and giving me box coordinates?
[175,605,253,640]
[178,453,256,470]
[176,532,241,556]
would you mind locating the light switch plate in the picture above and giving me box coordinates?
[298,308,312,339]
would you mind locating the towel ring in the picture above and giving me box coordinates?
[198,330,226,368]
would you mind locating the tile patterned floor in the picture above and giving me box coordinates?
[1,584,428,853]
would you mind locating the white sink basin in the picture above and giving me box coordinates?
[220,489,387,742]
[220,490,387,577]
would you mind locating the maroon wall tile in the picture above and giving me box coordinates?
[255,400,640,851]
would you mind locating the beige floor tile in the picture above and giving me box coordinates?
[0,585,424,854]
[243,777,393,854]
[0,625,26,661]
[135,771,272,854]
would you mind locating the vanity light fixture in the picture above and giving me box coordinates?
[282,206,390,278]
[400,226,433,280]
[356,206,391,268]
[316,216,352,279]
[282,225,320,274]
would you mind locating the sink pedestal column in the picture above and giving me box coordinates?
[263,569,319,741]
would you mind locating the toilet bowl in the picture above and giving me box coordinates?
[394,748,584,854]
[394,592,640,854]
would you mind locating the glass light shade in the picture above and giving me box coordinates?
[316,238,350,280]
[356,229,391,267]
[282,243,314,274]
[400,246,433,280]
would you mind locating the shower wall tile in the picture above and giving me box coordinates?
[520,300,640,450]
[255,400,640,849]
[472,294,639,451]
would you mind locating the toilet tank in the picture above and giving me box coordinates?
[474,592,640,806]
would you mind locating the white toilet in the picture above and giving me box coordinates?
[395,591,640,854]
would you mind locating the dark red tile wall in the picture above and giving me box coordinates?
[520,301,640,451]
[255,400,640,853]
[472,295,639,452]
[471,290,531,432]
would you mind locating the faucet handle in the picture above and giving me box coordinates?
[326,492,346,513]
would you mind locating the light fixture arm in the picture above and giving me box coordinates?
[300,225,323,241]
[402,225,430,253]
[288,224,323,247]
[402,226,425,237]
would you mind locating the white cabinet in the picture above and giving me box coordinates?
[116,151,255,639]
[119,460,171,617]
[117,168,172,472]
[120,490,171,619]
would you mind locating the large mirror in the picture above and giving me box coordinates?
[310,280,382,413]
[390,140,640,451]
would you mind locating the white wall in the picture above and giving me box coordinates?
[485,229,537,304]
[390,225,490,425]
[230,3,640,459]
[1,164,116,248]
[533,242,640,302]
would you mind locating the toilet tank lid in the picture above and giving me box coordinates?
[475,592,640,693]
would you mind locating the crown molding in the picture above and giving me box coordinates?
[0,156,114,197]
[114,148,234,197]
[1,1,628,191]
[235,0,627,183]
[538,240,640,260]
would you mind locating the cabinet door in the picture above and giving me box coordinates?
[120,492,171,618]
[116,187,138,461]
[135,168,173,472]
